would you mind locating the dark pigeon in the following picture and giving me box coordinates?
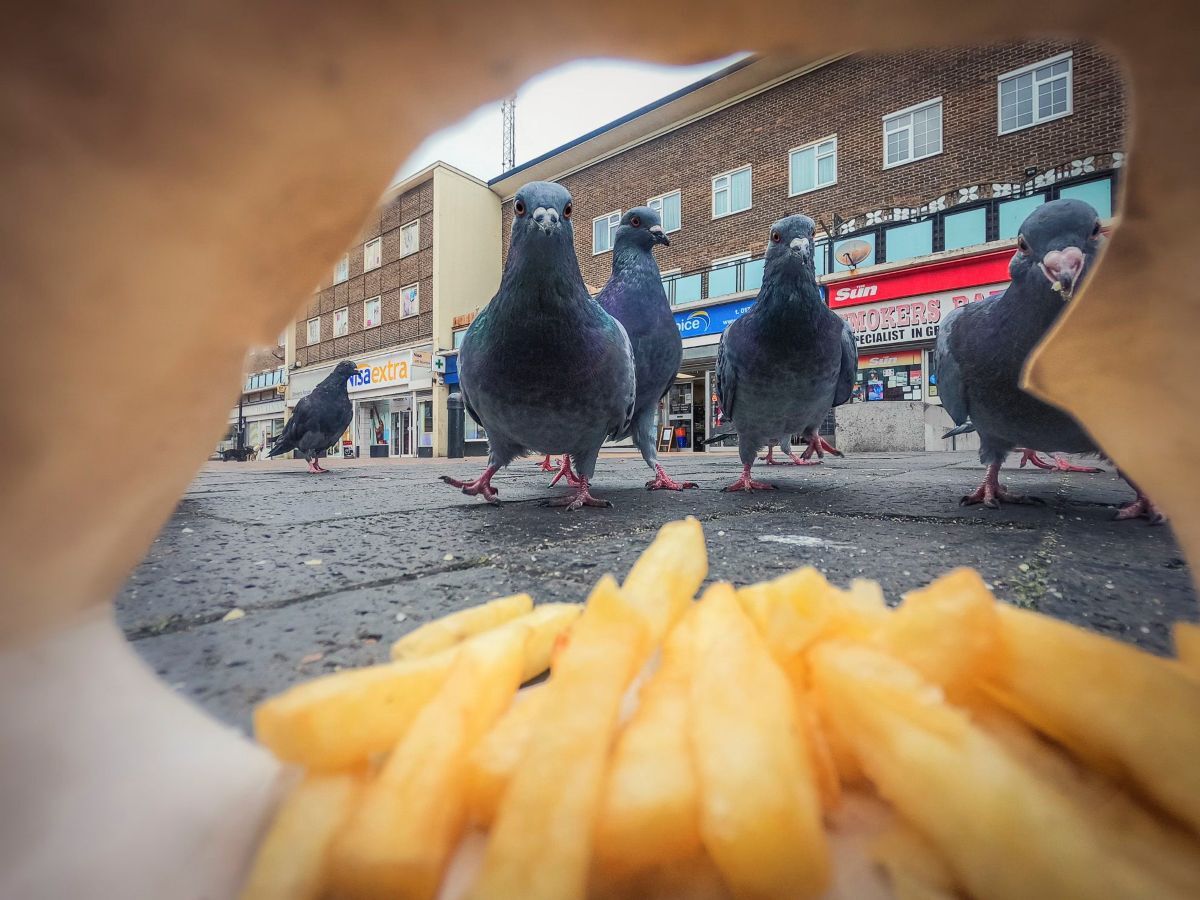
[595,206,696,491]
[934,198,1162,522]
[267,359,357,473]
[442,181,635,510]
[715,215,856,492]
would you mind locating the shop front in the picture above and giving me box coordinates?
[827,247,1012,451]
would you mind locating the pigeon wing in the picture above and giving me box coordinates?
[933,304,971,428]
[833,319,857,408]
[715,328,737,421]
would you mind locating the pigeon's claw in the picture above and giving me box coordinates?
[1115,494,1167,525]
[645,465,698,491]
[802,435,844,460]
[440,467,501,505]
[1017,449,1104,473]
[536,455,558,472]
[542,477,612,511]
[786,450,822,466]
[721,464,776,493]
[548,454,581,488]
[959,462,1040,509]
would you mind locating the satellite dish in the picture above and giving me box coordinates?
[835,239,872,269]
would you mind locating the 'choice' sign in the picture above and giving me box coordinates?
[835,283,1007,348]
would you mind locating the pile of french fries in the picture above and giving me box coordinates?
[244,517,1200,900]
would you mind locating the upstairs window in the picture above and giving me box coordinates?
[712,166,751,218]
[306,317,320,345]
[789,137,837,195]
[363,237,382,271]
[333,307,348,337]
[883,98,942,168]
[592,210,621,254]
[364,295,381,329]
[998,53,1072,134]
[401,283,420,318]
[400,220,420,257]
[647,190,682,233]
[333,255,349,284]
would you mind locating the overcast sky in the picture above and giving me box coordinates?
[396,55,746,184]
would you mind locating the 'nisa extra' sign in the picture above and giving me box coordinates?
[347,352,413,393]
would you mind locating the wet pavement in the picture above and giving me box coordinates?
[117,451,1197,734]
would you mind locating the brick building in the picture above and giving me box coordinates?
[287,162,499,458]
[487,43,1125,453]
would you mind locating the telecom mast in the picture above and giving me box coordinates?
[501,96,516,172]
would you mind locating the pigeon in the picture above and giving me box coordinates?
[715,215,856,492]
[596,206,697,491]
[442,181,636,510]
[267,359,357,473]
[934,198,1162,522]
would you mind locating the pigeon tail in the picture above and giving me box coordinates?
[942,420,977,439]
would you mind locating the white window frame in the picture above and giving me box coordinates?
[400,220,420,258]
[332,306,349,337]
[400,282,420,318]
[646,190,682,233]
[996,52,1074,135]
[306,317,320,345]
[711,165,752,219]
[364,295,381,329]
[333,254,349,284]
[363,237,382,271]
[882,97,943,169]
[591,210,621,255]
[788,135,838,197]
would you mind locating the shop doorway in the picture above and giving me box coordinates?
[391,409,412,456]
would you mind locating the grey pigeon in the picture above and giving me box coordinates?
[934,198,1162,522]
[596,206,697,491]
[267,359,357,473]
[715,215,856,492]
[442,181,635,510]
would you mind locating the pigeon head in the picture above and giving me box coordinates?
[331,359,359,385]
[510,181,575,257]
[614,206,670,253]
[1009,198,1104,303]
[764,214,818,276]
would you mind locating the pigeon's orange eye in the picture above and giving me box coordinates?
[1092,220,1101,237]
[771,231,781,243]
[563,202,572,219]
[514,199,526,216]
[1017,235,1029,254]
[631,215,641,228]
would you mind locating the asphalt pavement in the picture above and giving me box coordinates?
[116,450,1197,734]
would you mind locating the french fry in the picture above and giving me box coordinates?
[812,641,1200,899]
[331,623,528,900]
[468,575,649,900]
[389,593,532,661]
[622,517,707,641]
[465,682,547,828]
[1173,621,1200,674]
[240,772,364,900]
[594,610,701,877]
[254,602,579,769]
[870,821,960,900]
[877,568,1001,701]
[689,584,829,899]
[985,604,1200,835]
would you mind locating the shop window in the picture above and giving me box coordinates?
[789,136,837,195]
[401,283,420,318]
[712,166,751,219]
[465,411,486,442]
[333,306,349,337]
[709,254,748,297]
[592,210,620,254]
[1058,177,1113,220]
[998,192,1047,239]
[417,400,434,448]
[885,219,933,262]
[647,190,681,233]
[883,98,942,168]
[364,295,381,329]
[452,328,467,349]
[851,350,924,403]
[833,234,876,272]
[333,254,349,284]
[998,52,1072,135]
[363,237,382,271]
[306,317,320,345]
[401,220,420,257]
[944,206,987,252]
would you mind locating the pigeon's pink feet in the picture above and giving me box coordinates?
[785,449,822,466]
[801,435,844,461]
[440,465,500,504]
[721,464,776,493]
[646,464,697,491]
[960,462,1039,509]
[1116,492,1167,525]
[1017,449,1103,473]
[537,454,558,472]
[543,476,612,511]
[307,459,330,474]
[760,445,782,465]
[548,454,581,487]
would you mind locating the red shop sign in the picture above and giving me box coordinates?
[825,247,1013,309]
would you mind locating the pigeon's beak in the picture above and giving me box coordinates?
[1039,246,1085,300]
[532,206,561,235]
[789,236,812,260]
[649,225,670,247]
